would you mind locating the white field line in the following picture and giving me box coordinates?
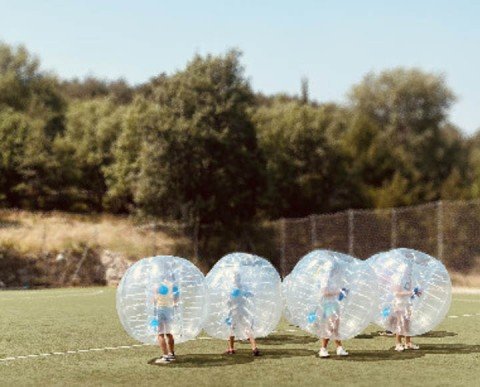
[452,298,480,303]
[452,287,480,295]
[0,311,477,365]
[0,344,151,363]
[0,289,104,301]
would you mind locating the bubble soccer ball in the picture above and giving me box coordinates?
[281,274,297,326]
[116,255,206,344]
[285,249,378,340]
[204,252,283,340]
[367,248,451,336]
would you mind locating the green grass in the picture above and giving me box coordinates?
[1,288,479,386]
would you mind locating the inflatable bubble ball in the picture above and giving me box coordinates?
[204,252,283,340]
[281,274,298,326]
[367,248,451,336]
[116,255,207,344]
[285,249,378,340]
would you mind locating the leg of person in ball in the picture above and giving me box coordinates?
[157,334,169,358]
[225,336,236,354]
[319,338,330,357]
[405,336,419,349]
[395,333,405,351]
[248,336,260,356]
[334,339,348,356]
[393,312,406,351]
[167,333,175,357]
[403,311,419,349]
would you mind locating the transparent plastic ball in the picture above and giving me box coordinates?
[116,255,206,344]
[204,252,283,340]
[367,248,451,336]
[285,249,378,340]
[281,274,297,326]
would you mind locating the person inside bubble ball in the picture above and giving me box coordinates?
[391,261,422,352]
[316,261,349,358]
[151,272,180,364]
[224,271,261,356]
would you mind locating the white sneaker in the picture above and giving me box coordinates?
[154,356,171,364]
[405,343,420,350]
[394,344,405,352]
[166,353,176,361]
[336,346,349,356]
[319,347,330,358]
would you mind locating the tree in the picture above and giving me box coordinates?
[107,51,265,255]
[346,68,466,206]
[55,98,125,211]
[0,108,29,205]
[254,100,353,218]
[60,77,134,104]
[104,97,160,213]
[0,42,66,209]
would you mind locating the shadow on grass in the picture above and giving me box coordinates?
[419,331,457,338]
[355,330,457,339]
[330,343,480,362]
[148,348,316,368]
[257,334,318,345]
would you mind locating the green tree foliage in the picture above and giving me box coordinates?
[56,98,125,211]
[345,68,468,207]
[0,108,29,204]
[1,40,478,230]
[60,77,133,104]
[108,51,265,237]
[0,42,66,208]
[104,97,159,213]
[254,100,353,218]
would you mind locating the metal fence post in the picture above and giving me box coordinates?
[280,218,287,278]
[391,207,397,249]
[310,215,317,249]
[437,200,444,261]
[42,223,47,256]
[348,209,354,255]
[152,222,157,256]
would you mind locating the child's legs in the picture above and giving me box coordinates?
[248,336,257,350]
[325,315,339,337]
[322,338,329,348]
[323,338,341,348]
[228,336,235,350]
[157,334,169,356]
[405,336,412,344]
[166,333,174,354]
[395,334,404,345]
[332,315,340,336]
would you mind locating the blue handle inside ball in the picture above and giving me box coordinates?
[158,284,169,295]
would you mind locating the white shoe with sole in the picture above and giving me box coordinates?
[319,347,330,358]
[154,356,171,364]
[405,343,420,350]
[395,344,405,352]
[336,346,349,356]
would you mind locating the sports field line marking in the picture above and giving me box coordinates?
[0,290,104,301]
[0,343,151,364]
[453,298,480,303]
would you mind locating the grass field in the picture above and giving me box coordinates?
[1,288,479,386]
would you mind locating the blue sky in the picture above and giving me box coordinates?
[1,0,478,134]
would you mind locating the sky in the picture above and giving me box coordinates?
[0,0,478,134]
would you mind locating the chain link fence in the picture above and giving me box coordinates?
[279,200,480,280]
[1,199,480,287]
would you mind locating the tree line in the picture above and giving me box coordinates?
[1,41,479,242]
